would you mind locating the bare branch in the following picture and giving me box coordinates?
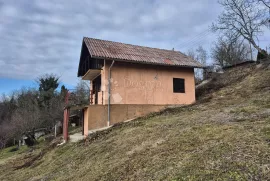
[213,0,268,56]
[211,34,252,67]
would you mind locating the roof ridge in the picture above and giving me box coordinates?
[81,37,203,68]
[83,37,182,53]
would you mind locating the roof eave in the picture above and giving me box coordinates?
[77,38,94,77]
[77,39,85,77]
[91,55,204,69]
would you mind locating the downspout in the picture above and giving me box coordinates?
[108,60,115,127]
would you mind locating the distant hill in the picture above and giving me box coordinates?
[1,60,270,180]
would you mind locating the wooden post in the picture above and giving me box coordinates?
[63,108,69,141]
[90,90,93,105]
[63,91,70,142]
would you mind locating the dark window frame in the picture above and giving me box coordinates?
[173,78,185,93]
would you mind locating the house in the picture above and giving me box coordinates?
[68,37,202,139]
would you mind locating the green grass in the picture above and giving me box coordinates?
[229,105,259,114]
[0,145,28,161]
[0,62,270,180]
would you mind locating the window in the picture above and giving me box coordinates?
[173,78,185,93]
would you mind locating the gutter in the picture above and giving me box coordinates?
[108,60,115,127]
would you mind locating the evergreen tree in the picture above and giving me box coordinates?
[37,74,60,106]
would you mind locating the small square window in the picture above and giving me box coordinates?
[173,78,185,93]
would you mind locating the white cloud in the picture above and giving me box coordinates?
[0,0,268,86]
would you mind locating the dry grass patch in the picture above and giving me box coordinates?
[1,62,270,180]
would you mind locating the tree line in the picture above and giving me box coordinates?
[0,74,89,149]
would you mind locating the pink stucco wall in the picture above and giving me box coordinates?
[99,60,196,105]
[83,104,166,134]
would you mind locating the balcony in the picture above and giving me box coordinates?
[78,49,104,79]
[82,69,101,81]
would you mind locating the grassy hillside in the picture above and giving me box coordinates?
[1,61,270,180]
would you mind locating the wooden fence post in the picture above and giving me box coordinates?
[63,108,69,142]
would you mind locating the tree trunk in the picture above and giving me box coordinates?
[0,140,5,149]
[54,125,57,138]
[249,38,266,56]
[18,140,21,148]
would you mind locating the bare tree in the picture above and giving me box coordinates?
[0,94,16,124]
[260,0,270,9]
[0,80,70,147]
[212,34,251,67]
[212,0,268,56]
[0,123,15,149]
[41,96,64,126]
[10,89,42,140]
[0,94,18,148]
[187,46,208,82]
[196,46,207,66]
[72,80,90,105]
[249,0,270,9]
[39,94,65,137]
[187,46,207,65]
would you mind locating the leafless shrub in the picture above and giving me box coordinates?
[212,34,252,67]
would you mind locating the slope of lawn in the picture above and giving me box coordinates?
[1,61,270,180]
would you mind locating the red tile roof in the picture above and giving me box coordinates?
[83,37,203,68]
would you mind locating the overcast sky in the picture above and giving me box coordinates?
[0,0,269,94]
